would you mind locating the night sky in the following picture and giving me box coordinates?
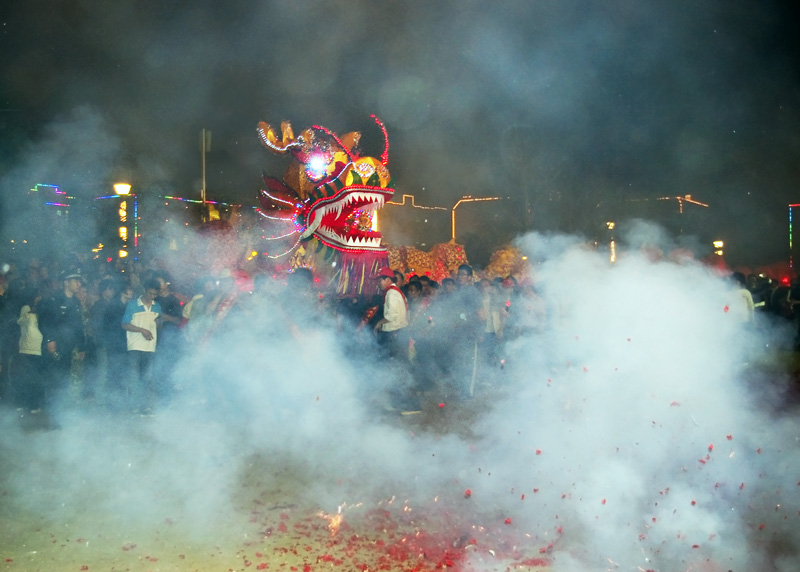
[1,0,799,267]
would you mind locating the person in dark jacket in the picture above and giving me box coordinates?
[37,270,87,406]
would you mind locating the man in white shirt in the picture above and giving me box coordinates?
[122,279,161,411]
[373,267,419,415]
[374,267,408,335]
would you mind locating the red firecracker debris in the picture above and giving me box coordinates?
[723,305,730,313]
[464,489,471,498]
[504,518,512,525]
[726,434,733,440]
[691,500,696,506]
[708,444,714,452]
[601,499,606,505]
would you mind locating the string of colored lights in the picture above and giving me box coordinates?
[789,204,800,269]
[386,194,448,211]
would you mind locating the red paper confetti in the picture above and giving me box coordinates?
[504,518,512,525]
[601,499,606,505]
[726,434,733,440]
[708,444,714,452]
[723,305,730,313]
[691,500,696,506]
[464,489,472,499]
[535,449,542,455]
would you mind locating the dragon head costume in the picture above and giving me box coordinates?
[256,115,395,294]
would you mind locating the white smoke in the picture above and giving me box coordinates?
[1,225,798,571]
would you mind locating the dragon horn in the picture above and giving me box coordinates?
[370,115,389,165]
[257,120,300,153]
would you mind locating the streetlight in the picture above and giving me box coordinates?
[606,222,616,263]
[451,195,500,242]
[114,183,136,259]
[201,129,212,222]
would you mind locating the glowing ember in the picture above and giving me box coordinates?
[317,504,345,537]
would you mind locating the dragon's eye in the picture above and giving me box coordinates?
[306,152,329,182]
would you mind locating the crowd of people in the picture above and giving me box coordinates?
[0,252,551,421]
[0,251,796,424]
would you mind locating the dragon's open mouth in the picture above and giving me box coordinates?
[304,186,392,251]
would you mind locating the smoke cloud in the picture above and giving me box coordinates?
[2,223,799,571]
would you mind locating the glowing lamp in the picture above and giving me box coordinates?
[114,183,132,195]
[119,249,128,258]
